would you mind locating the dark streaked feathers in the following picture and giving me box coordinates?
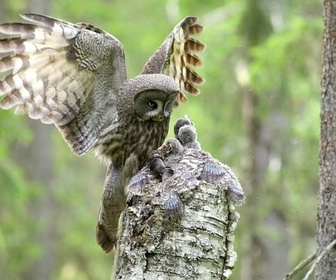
[141,16,206,105]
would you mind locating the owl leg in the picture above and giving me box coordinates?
[96,155,140,253]
[96,164,125,253]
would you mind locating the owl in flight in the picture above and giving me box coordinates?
[0,14,205,252]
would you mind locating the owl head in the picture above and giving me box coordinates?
[120,74,179,122]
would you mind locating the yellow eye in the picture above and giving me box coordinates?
[148,101,157,108]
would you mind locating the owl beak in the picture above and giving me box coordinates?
[153,99,174,121]
[153,112,166,122]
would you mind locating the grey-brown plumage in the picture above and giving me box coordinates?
[149,152,165,180]
[0,14,205,253]
[127,117,245,223]
[173,115,193,138]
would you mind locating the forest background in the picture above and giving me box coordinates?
[0,0,322,279]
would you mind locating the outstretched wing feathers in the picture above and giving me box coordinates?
[0,14,205,155]
[0,14,126,155]
[142,16,206,105]
[0,25,91,125]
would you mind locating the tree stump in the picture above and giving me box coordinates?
[113,117,245,279]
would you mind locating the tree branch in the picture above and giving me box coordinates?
[303,239,336,280]
[284,253,316,280]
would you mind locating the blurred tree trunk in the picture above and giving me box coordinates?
[13,1,56,280]
[238,1,290,279]
[0,0,7,20]
[316,0,336,278]
[16,122,56,280]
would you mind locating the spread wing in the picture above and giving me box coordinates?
[0,14,127,155]
[141,16,206,106]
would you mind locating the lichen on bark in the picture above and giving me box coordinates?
[113,117,244,279]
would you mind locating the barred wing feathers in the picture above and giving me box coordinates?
[142,16,206,106]
[0,14,126,155]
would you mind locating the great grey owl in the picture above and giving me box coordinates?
[0,14,205,252]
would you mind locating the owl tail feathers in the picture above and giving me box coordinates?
[96,223,116,253]
[96,201,124,253]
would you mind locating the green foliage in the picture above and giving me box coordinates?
[0,0,322,279]
[0,113,42,279]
